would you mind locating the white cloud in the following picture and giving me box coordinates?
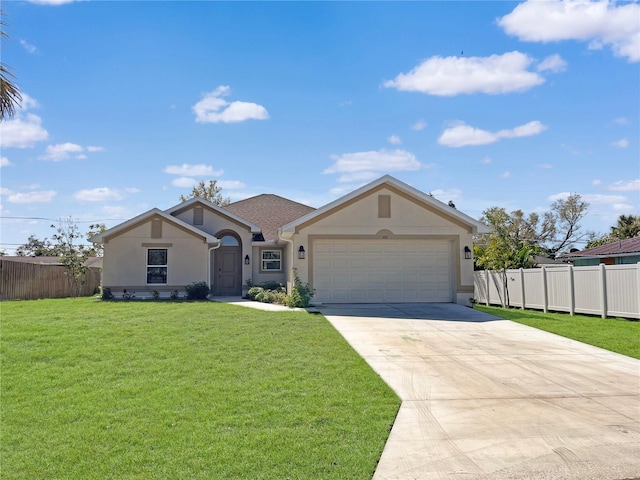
[172,177,198,188]
[608,179,640,191]
[8,190,56,204]
[1,156,10,167]
[411,119,427,131]
[614,117,629,125]
[384,51,545,96]
[0,113,49,148]
[592,179,602,185]
[499,0,640,63]
[430,188,462,203]
[537,54,567,72]
[163,164,223,177]
[20,39,37,54]
[87,146,105,152]
[324,149,421,182]
[192,85,269,124]
[73,187,126,202]
[481,156,492,164]
[0,187,13,195]
[612,138,629,148]
[549,191,633,211]
[388,135,402,145]
[501,171,511,179]
[217,180,246,190]
[538,163,553,169]
[438,120,547,147]
[124,187,141,194]
[40,142,84,161]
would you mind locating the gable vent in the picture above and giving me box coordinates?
[151,219,163,238]
[193,206,204,225]
[378,195,391,218]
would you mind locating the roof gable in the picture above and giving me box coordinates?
[280,175,489,235]
[90,208,218,244]
[224,194,315,242]
[165,197,261,234]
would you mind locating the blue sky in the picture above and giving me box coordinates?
[1,0,638,253]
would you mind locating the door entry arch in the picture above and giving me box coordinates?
[213,232,242,296]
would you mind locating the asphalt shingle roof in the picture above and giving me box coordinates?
[562,236,640,257]
[224,194,315,242]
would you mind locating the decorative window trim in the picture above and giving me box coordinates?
[147,248,168,284]
[260,249,282,272]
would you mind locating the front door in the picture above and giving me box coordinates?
[214,242,242,296]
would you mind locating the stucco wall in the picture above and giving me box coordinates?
[102,218,209,290]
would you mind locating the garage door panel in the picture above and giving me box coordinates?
[313,239,453,303]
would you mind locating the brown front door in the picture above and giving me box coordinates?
[215,246,242,296]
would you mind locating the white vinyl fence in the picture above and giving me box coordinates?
[474,263,640,320]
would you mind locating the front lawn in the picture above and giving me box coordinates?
[1,298,399,479]
[475,305,640,359]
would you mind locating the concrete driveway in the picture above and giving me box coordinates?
[319,303,640,480]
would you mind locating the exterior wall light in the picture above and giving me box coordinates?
[464,246,472,260]
[244,255,250,265]
[298,246,306,260]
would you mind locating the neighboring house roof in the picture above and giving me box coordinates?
[558,236,640,260]
[280,175,490,235]
[0,256,102,267]
[90,208,219,244]
[224,194,316,242]
[165,197,262,235]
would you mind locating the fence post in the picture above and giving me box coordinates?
[599,263,607,319]
[542,266,548,313]
[485,269,490,306]
[568,264,575,316]
[519,268,525,310]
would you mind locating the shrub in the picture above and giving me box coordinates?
[185,281,210,300]
[170,290,180,300]
[151,290,160,300]
[248,286,264,300]
[288,270,314,308]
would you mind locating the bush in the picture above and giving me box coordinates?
[248,286,264,300]
[288,271,314,308]
[185,281,210,300]
[101,287,114,300]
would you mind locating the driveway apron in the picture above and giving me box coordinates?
[319,303,640,480]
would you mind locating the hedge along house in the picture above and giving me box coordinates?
[91,175,489,304]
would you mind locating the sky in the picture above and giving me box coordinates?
[1,0,639,254]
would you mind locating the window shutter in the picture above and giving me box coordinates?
[378,195,391,218]
[151,219,163,238]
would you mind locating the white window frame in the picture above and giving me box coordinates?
[261,249,282,272]
[147,248,168,284]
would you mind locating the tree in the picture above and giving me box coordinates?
[51,217,92,296]
[179,180,230,206]
[474,207,540,306]
[539,194,590,257]
[1,8,22,121]
[16,235,57,257]
[585,214,640,248]
[85,223,106,257]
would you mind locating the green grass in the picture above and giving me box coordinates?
[1,298,400,480]
[475,305,640,359]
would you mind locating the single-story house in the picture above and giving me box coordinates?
[90,175,489,304]
[557,236,640,266]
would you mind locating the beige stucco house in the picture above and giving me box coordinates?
[91,175,489,304]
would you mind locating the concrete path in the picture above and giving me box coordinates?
[319,303,640,480]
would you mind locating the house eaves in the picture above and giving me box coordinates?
[279,174,490,235]
[89,208,219,244]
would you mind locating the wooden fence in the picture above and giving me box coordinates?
[474,263,640,320]
[0,260,101,300]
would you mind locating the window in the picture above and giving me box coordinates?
[147,248,168,284]
[261,250,282,271]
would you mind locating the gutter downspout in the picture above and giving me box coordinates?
[278,229,295,295]
[207,240,222,291]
